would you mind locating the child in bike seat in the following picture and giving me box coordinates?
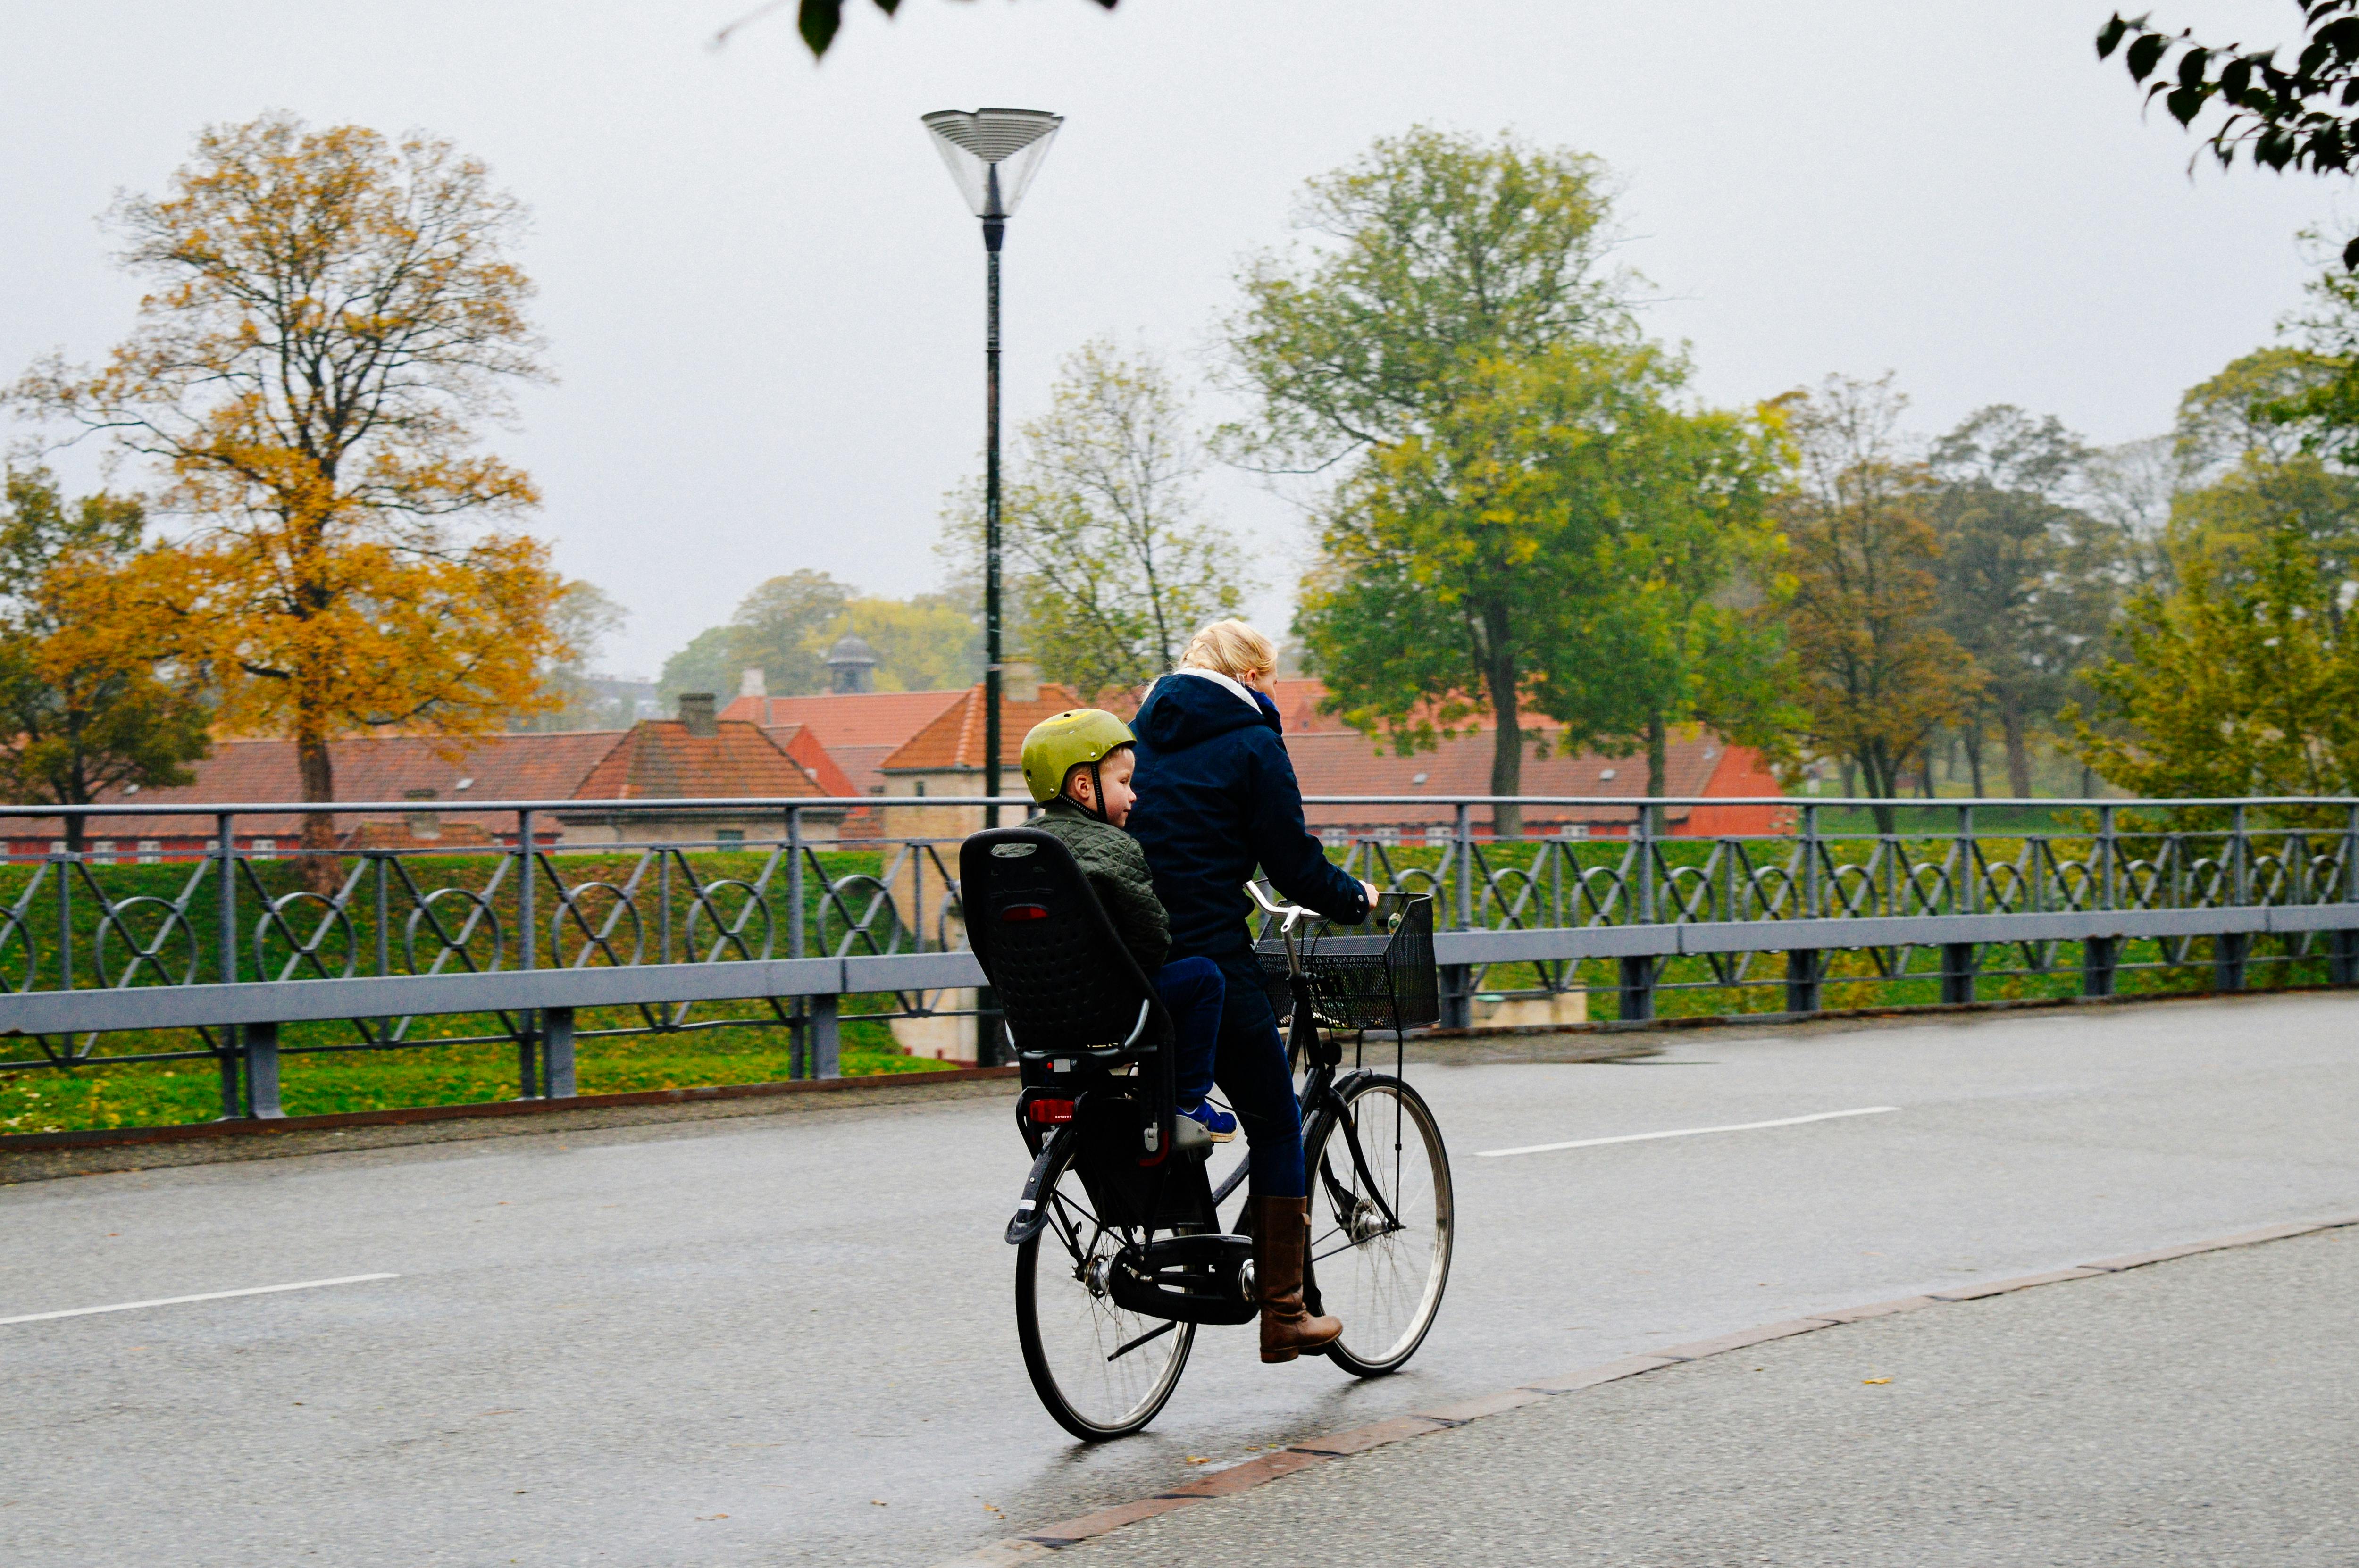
[1021,709,1236,1143]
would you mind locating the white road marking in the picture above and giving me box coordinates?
[0,1273,399,1326]
[1477,1106,1900,1159]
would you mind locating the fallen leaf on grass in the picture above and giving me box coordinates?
[1862,1377,1892,1385]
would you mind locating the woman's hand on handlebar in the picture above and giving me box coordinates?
[1360,880,1381,913]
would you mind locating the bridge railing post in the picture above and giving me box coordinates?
[215,810,242,1120]
[2338,804,2359,986]
[1784,948,1821,1014]
[810,993,841,1078]
[1435,802,1474,1030]
[245,1019,283,1120]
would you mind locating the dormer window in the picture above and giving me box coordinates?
[1599,768,1617,781]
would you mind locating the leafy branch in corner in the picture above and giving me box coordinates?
[715,0,1119,59]
[2098,3,2359,264]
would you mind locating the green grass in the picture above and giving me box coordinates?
[0,844,962,1135]
[0,1011,949,1135]
[5,837,2337,1136]
[1472,934,2327,1021]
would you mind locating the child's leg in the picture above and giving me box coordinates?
[1154,956,1225,1105]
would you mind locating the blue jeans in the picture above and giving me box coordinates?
[1155,957,1224,1108]
[1206,952,1305,1198]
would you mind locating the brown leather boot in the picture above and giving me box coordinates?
[1253,1195,1341,1363]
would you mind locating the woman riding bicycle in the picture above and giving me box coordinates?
[1126,619,1381,1364]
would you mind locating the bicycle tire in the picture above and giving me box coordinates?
[1014,1137,1196,1440]
[1301,1073,1453,1377]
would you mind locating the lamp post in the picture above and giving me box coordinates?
[922,107,1062,832]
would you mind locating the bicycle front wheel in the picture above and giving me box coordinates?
[1014,1139,1195,1441]
[1302,1073,1453,1376]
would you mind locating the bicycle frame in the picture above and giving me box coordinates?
[1209,884,1401,1235]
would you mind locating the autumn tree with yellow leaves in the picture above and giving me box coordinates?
[0,470,211,851]
[13,114,565,883]
[1769,375,1977,832]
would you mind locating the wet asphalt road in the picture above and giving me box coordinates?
[1050,1226,2359,1567]
[3,991,2356,1567]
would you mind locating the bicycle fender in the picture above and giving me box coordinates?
[1006,1125,1075,1245]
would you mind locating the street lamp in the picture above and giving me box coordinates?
[922,107,1062,833]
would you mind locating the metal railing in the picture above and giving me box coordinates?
[2,793,2354,1127]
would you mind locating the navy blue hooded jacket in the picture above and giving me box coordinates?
[1127,672,1369,970]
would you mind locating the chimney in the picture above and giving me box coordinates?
[402,788,441,841]
[678,692,718,737]
[739,667,767,699]
[1001,657,1040,702]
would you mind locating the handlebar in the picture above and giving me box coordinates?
[1246,879,1318,932]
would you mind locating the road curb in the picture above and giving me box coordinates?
[927,1211,2359,1568]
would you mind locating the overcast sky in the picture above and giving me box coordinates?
[2,1,2347,677]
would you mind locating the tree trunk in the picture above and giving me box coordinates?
[1483,628,1523,842]
[1962,722,1986,798]
[1646,710,1668,800]
[1840,760,1858,798]
[295,720,340,896]
[1861,744,1899,836]
[2000,706,2033,799]
[1487,710,1523,842]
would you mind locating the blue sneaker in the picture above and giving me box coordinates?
[1178,1099,1238,1142]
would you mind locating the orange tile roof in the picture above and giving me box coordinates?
[2,731,629,839]
[719,690,966,751]
[809,742,899,795]
[763,723,861,799]
[880,682,1087,772]
[1283,728,1785,834]
[1265,677,1565,740]
[573,720,827,801]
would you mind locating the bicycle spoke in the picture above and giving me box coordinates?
[1105,1319,1178,1363]
[1306,1077,1453,1376]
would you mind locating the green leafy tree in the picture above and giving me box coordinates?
[2072,521,2359,804]
[661,569,854,702]
[827,594,980,692]
[659,625,740,708]
[943,341,1244,701]
[1297,343,1786,834]
[2071,342,2359,805]
[1228,128,1651,833]
[1925,406,2128,796]
[0,470,210,850]
[1221,126,1633,474]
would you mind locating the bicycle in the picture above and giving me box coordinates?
[960,827,1455,1441]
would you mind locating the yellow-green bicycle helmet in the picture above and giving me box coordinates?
[1021,709,1136,805]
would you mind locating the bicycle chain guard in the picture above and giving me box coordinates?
[1107,1234,1259,1326]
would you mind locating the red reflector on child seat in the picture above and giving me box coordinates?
[1028,1098,1075,1125]
[1002,904,1050,922]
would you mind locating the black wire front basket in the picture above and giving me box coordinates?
[1254,892,1439,1037]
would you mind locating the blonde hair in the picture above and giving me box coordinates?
[1179,619,1277,682]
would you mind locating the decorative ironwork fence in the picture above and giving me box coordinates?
[2,794,2353,1129]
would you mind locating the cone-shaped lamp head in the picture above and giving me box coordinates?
[921,108,1063,219]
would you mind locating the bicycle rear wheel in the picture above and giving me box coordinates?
[1302,1073,1453,1376]
[1015,1139,1195,1440]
